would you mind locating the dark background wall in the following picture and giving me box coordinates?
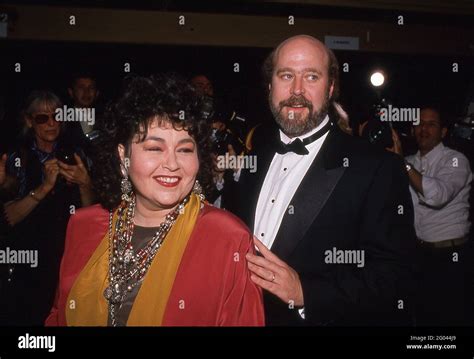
[1,1,473,152]
[1,41,472,149]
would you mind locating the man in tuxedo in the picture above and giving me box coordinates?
[234,35,416,326]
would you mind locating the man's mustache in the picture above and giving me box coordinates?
[279,96,313,111]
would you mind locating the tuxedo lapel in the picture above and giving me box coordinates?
[270,126,347,260]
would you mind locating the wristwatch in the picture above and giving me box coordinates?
[405,162,413,173]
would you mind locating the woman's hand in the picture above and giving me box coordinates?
[58,154,91,188]
[43,158,60,190]
[4,158,59,226]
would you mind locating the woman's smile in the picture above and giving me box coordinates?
[153,175,182,188]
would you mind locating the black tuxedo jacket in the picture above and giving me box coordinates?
[232,121,416,326]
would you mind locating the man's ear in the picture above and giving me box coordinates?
[268,83,271,92]
[329,81,335,99]
[67,88,73,99]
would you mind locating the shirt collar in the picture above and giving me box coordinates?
[279,115,330,144]
[416,142,444,164]
[31,139,58,163]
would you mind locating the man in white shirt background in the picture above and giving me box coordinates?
[389,106,473,326]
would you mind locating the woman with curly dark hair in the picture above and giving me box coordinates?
[45,73,264,326]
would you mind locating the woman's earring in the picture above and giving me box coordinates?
[120,163,133,202]
[121,177,132,202]
[193,180,206,202]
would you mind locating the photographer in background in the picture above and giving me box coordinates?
[191,73,249,152]
[387,106,472,326]
[63,71,102,160]
[211,107,245,156]
[191,74,214,98]
[208,109,243,209]
[0,90,93,325]
[190,74,247,209]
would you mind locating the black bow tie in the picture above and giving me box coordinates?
[275,121,333,155]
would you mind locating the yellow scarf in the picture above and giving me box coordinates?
[66,193,201,326]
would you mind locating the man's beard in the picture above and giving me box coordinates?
[269,89,331,137]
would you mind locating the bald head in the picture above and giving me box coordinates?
[275,35,329,65]
[263,34,339,99]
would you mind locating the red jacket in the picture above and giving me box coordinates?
[46,203,264,326]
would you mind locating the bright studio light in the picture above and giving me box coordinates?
[370,71,385,87]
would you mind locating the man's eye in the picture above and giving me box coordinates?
[281,74,293,80]
[307,74,318,81]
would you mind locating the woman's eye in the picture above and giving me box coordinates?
[178,148,194,153]
[147,147,163,152]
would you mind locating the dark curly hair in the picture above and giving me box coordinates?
[92,73,213,210]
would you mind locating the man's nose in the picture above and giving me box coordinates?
[420,123,429,131]
[291,76,305,96]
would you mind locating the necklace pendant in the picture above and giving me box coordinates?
[104,286,113,301]
[104,284,122,303]
[104,281,125,304]
[124,248,133,264]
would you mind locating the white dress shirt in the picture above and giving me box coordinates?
[254,116,330,249]
[212,177,225,208]
[80,119,94,135]
[405,142,472,242]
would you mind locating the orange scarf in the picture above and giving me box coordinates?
[66,194,201,326]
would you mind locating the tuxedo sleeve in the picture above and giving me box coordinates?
[300,154,416,325]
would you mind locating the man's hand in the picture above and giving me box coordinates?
[386,129,404,156]
[58,154,91,188]
[0,153,7,186]
[246,237,304,307]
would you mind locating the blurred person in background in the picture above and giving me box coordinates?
[0,90,93,325]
